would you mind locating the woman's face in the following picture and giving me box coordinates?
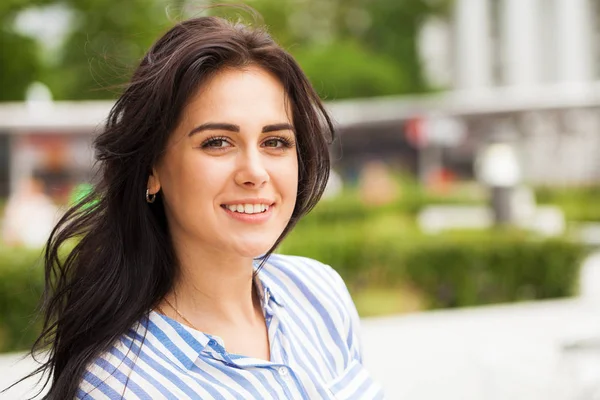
[148,65,298,259]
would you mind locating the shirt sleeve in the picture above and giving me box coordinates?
[323,264,363,364]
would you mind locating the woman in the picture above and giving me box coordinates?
[26,14,384,399]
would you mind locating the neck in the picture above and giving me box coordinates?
[163,239,263,331]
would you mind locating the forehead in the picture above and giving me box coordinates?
[181,65,292,125]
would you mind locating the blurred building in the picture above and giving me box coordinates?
[3,0,600,198]
[0,101,106,201]
[412,0,600,186]
[450,0,596,89]
[302,0,600,187]
[4,93,600,201]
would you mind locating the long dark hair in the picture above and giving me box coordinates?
[15,13,333,399]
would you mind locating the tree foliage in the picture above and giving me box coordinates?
[0,0,51,101]
[244,0,450,99]
[43,0,176,99]
[291,40,410,99]
[0,30,40,101]
[0,0,451,101]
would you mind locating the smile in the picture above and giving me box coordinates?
[222,204,270,214]
[220,202,274,224]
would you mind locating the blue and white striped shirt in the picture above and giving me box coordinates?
[79,254,384,399]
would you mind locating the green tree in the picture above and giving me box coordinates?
[360,0,450,94]
[0,0,451,101]
[290,40,410,99]
[0,0,51,101]
[44,0,175,100]
[0,30,40,101]
[243,0,451,98]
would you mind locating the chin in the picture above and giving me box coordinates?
[232,238,279,259]
[237,246,274,259]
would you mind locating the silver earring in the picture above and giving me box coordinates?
[146,189,156,204]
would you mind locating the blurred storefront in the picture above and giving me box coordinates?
[0,101,110,203]
[4,89,600,203]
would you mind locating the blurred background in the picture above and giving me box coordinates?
[2,0,600,399]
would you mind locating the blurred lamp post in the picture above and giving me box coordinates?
[475,143,521,226]
[25,81,53,117]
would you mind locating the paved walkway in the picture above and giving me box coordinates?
[4,253,600,399]
[0,352,43,399]
[362,298,600,400]
[360,252,600,400]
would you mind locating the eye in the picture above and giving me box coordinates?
[262,137,294,149]
[201,136,232,149]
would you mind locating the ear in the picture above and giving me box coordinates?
[147,168,161,195]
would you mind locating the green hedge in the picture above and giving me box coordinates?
[0,220,586,353]
[311,184,600,225]
[0,246,44,353]
[301,179,485,227]
[281,220,586,309]
[402,234,583,308]
[535,185,600,222]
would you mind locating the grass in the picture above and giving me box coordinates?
[352,284,427,317]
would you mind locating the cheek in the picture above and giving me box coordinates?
[160,153,212,204]
[177,157,227,201]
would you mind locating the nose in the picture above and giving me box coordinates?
[234,149,269,189]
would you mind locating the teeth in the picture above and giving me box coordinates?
[225,204,270,214]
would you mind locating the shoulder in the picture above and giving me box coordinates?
[77,322,175,399]
[78,337,140,399]
[260,253,355,324]
[261,253,348,297]
[262,253,363,361]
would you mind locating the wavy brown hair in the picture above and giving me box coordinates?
[9,12,333,399]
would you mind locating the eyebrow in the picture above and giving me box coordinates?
[188,122,295,136]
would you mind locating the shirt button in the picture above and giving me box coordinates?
[208,339,217,346]
[278,367,288,377]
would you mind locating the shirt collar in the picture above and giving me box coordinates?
[253,258,285,308]
[141,259,284,369]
